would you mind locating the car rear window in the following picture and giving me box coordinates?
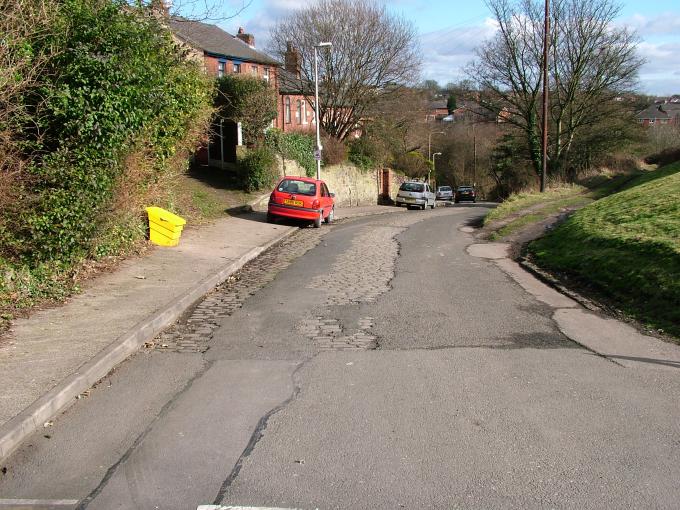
[457,187,473,191]
[400,182,425,192]
[439,186,452,191]
[278,179,317,196]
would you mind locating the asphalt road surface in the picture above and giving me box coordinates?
[2,206,679,509]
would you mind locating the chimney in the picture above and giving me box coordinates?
[237,27,255,47]
[284,41,301,78]
[150,0,170,16]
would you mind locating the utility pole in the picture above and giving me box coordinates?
[541,0,549,192]
[472,123,477,187]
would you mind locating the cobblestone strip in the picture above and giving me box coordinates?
[300,211,448,351]
[298,317,377,350]
[151,228,325,353]
[308,226,402,306]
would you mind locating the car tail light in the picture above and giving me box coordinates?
[312,199,320,209]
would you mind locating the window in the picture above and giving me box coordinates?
[263,68,270,83]
[399,183,424,193]
[296,99,302,124]
[251,65,258,75]
[233,62,241,73]
[278,179,316,196]
[217,61,225,78]
[301,100,307,124]
[285,97,291,124]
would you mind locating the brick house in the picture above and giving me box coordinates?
[169,18,281,167]
[426,99,450,122]
[636,101,680,127]
[276,43,317,133]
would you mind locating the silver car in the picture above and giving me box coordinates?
[395,181,436,210]
[436,185,453,201]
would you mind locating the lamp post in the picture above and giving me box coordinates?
[428,131,445,161]
[430,152,442,188]
[314,42,332,180]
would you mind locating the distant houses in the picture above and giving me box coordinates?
[426,98,509,125]
[636,99,680,127]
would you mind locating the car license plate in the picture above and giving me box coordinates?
[284,199,303,207]
[405,197,416,203]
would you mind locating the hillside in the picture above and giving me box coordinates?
[529,162,680,338]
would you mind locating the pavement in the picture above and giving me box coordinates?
[1,206,679,509]
[0,204,402,462]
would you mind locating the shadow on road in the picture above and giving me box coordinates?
[419,332,579,351]
[595,354,680,369]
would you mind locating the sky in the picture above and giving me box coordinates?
[190,0,680,96]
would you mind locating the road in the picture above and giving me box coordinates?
[1,205,679,509]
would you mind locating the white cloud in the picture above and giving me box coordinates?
[635,41,680,95]
[419,18,497,84]
[621,12,680,36]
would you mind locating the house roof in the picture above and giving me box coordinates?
[429,99,448,110]
[168,17,280,65]
[637,103,680,120]
[278,68,314,95]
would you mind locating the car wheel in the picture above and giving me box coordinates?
[313,212,323,228]
[431,200,436,209]
[266,213,275,223]
[421,202,426,210]
[325,207,334,224]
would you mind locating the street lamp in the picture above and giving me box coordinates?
[430,152,442,187]
[314,42,332,180]
[428,131,445,161]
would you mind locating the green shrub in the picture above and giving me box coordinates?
[239,146,277,192]
[265,130,315,177]
[392,151,432,178]
[645,147,680,167]
[216,74,277,145]
[1,0,213,265]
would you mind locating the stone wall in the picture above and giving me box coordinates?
[274,158,412,207]
[277,158,380,207]
[321,163,379,207]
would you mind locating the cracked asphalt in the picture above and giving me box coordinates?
[1,206,680,509]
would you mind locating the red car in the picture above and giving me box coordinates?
[267,176,335,228]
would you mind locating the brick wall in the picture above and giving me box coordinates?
[277,94,316,133]
[203,55,278,89]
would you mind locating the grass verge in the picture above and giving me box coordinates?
[529,162,680,338]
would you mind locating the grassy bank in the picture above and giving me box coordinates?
[529,162,680,338]
[483,172,643,241]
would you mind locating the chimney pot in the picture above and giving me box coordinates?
[236,28,255,47]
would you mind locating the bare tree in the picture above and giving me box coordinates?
[469,0,643,178]
[269,0,420,140]
[137,0,253,22]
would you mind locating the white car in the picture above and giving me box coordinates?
[395,181,436,210]
[436,186,454,201]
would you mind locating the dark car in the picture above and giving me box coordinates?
[454,186,476,203]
